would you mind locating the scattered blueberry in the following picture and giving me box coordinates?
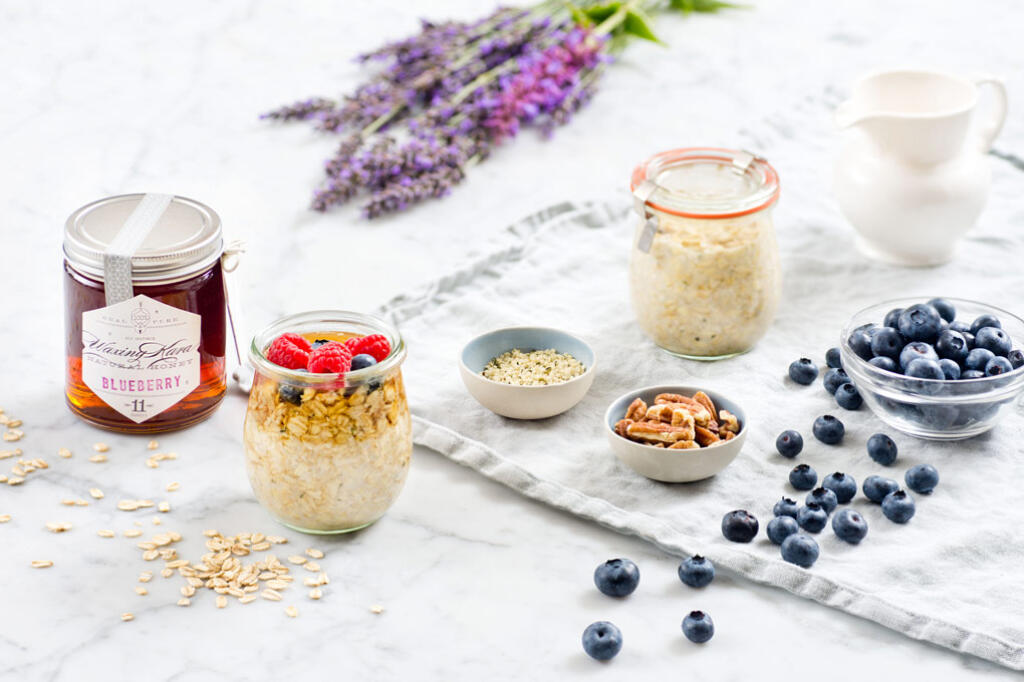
[678,555,715,588]
[593,558,640,597]
[898,304,943,343]
[780,534,819,568]
[764,516,799,546]
[961,369,986,380]
[899,342,939,371]
[883,307,904,329]
[927,298,956,322]
[985,356,1013,376]
[350,353,378,371]
[788,358,819,385]
[1009,349,1024,369]
[582,621,623,660]
[862,475,900,503]
[965,348,996,371]
[834,383,862,410]
[970,314,1001,334]
[773,497,799,518]
[681,611,715,644]
[721,510,759,543]
[869,327,904,359]
[847,330,874,361]
[905,358,944,380]
[796,504,828,533]
[867,433,898,465]
[789,464,818,490]
[975,327,1012,357]
[822,472,857,503]
[812,415,844,445]
[823,368,852,395]
[904,463,939,494]
[806,487,838,514]
[775,430,803,458]
[278,384,304,406]
[826,347,842,369]
[831,509,868,544]
[938,358,961,380]
[881,490,916,523]
[935,330,969,363]
[868,356,899,373]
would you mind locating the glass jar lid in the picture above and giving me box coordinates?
[630,147,779,219]
[64,193,222,283]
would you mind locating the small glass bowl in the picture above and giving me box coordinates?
[841,297,1024,441]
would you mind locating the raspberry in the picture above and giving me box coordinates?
[307,341,352,374]
[266,333,312,370]
[349,334,391,362]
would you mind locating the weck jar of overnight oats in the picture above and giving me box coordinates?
[243,311,412,534]
[629,148,781,359]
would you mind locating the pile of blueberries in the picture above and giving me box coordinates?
[582,554,718,661]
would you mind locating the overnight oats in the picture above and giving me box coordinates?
[243,311,411,534]
[629,148,781,359]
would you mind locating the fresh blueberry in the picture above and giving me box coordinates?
[847,330,874,361]
[962,331,976,350]
[582,621,623,660]
[278,384,303,406]
[965,348,996,371]
[985,356,1014,376]
[350,353,378,371]
[822,472,857,504]
[960,369,986,380]
[935,330,969,363]
[938,358,961,380]
[773,497,800,518]
[1009,349,1024,369]
[677,555,715,588]
[905,358,944,380]
[949,320,971,334]
[970,314,1002,334]
[775,430,803,458]
[834,383,862,410]
[927,298,956,322]
[767,516,800,545]
[883,307,904,329]
[898,304,943,343]
[721,510,759,543]
[904,463,939,494]
[681,611,714,644]
[866,433,898,465]
[780,533,820,568]
[881,490,916,523]
[862,475,900,503]
[788,358,819,385]
[812,415,844,445]
[870,327,904,359]
[823,368,852,394]
[593,558,640,597]
[899,342,939,371]
[789,464,818,491]
[310,339,331,350]
[806,487,838,514]
[975,327,1012,357]
[831,509,868,544]
[868,356,899,373]
[825,347,842,369]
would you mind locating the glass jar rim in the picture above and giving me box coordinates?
[630,147,779,219]
[249,310,406,384]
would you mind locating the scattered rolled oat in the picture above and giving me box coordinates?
[287,555,307,565]
[157,501,171,513]
[58,448,72,458]
[177,598,191,607]
[152,517,162,525]
[88,454,108,463]
[303,562,321,573]
[93,443,109,453]
[31,560,53,568]
[308,588,323,600]
[138,571,153,583]
[161,568,174,578]
[285,605,299,618]
[89,488,104,499]
[124,529,143,538]
[137,500,154,508]
[0,449,20,460]
[166,482,180,492]
[147,440,159,450]
[0,514,11,523]
[369,604,384,614]
[239,594,257,604]
[3,430,23,442]
[261,589,283,602]
[7,477,25,486]
[120,612,134,622]
[45,521,72,533]
[216,595,227,609]
[7,420,22,428]
[135,586,148,596]
[75,499,89,506]
[97,529,115,538]
[266,535,287,544]
[61,499,75,506]
[117,500,140,511]
[305,548,324,559]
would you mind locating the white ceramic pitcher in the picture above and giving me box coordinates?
[833,69,1007,266]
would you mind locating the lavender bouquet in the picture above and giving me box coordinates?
[264,0,734,218]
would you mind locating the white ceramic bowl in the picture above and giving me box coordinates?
[459,327,596,420]
[604,385,747,483]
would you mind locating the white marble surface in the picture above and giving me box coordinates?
[2,0,1023,679]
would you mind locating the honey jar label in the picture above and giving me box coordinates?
[81,294,201,423]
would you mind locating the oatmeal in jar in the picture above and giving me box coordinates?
[243,312,411,533]
[629,148,781,359]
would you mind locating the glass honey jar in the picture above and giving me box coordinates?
[63,193,228,433]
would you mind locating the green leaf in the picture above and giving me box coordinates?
[583,2,621,23]
[566,2,594,27]
[622,8,663,43]
[669,0,741,12]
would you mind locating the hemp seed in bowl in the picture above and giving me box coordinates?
[482,349,587,386]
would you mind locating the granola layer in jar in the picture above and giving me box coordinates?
[629,148,781,359]
[243,312,411,534]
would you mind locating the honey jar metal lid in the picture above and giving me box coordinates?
[630,147,779,219]
[63,193,222,283]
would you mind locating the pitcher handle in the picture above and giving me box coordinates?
[973,75,1008,151]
